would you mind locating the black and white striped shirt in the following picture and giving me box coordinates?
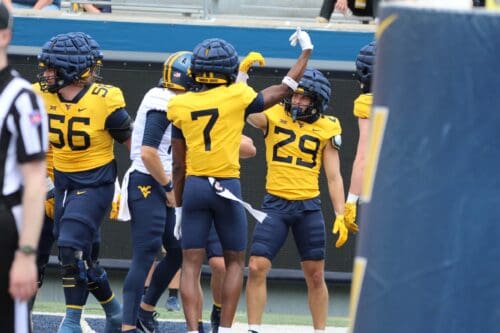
[0,66,47,203]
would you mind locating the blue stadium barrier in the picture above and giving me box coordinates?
[351,5,500,333]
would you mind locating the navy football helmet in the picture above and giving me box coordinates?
[37,33,95,92]
[285,68,331,123]
[191,38,239,85]
[70,32,103,82]
[356,40,376,93]
[162,51,197,91]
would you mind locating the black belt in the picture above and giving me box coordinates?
[0,189,22,208]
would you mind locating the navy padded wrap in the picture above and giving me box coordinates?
[356,40,376,93]
[191,38,239,83]
[284,68,331,122]
[38,33,95,92]
[298,68,331,113]
[70,32,103,62]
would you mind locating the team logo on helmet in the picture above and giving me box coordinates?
[162,51,197,92]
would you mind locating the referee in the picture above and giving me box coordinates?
[0,3,48,333]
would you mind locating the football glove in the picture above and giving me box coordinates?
[45,197,55,220]
[344,202,359,233]
[239,52,265,73]
[289,27,314,51]
[109,194,120,220]
[174,207,182,240]
[332,215,348,248]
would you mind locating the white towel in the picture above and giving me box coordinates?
[117,166,135,221]
[208,177,267,223]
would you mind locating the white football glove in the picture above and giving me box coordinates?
[174,207,182,240]
[289,27,314,51]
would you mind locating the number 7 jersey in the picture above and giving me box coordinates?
[33,82,126,172]
[264,104,342,200]
[167,82,258,178]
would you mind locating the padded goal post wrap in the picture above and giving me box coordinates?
[351,5,500,333]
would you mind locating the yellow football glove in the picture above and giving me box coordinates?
[45,197,55,220]
[109,193,120,220]
[344,202,359,233]
[239,52,265,73]
[332,215,348,248]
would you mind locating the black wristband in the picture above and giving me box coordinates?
[163,180,174,193]
[18,245,37,256]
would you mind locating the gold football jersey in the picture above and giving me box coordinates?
[264,105,342,200]
[353,93,373,119]
[33,83,125,172]
[168,82,258,178]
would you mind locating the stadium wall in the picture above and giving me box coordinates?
[9,13,374,277]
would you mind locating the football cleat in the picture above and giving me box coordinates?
[165,295,181,311]
[137,308,159,333]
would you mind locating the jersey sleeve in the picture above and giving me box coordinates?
[353,93,373,119]
[105,86,127,114]
[11,89,48,163]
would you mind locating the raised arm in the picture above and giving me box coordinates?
[260,28,313,109]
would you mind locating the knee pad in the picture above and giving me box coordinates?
[59,247,87,287]
[87,261,108,289]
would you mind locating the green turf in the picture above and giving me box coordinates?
[34,301,349,327]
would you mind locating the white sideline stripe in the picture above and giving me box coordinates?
[33,312,348,333]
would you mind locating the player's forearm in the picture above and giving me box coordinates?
[349,155,365,197]
[19,161,46,249]
[171,139,186,206]
[141,146,170,186]
[286,49,312,82]
[328,173,345,215]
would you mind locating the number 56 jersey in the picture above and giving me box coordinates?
[264,104,342,200]
[34,83,125,173]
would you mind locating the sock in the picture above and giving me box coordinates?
[198,320,205,333]
[101,296,121,317]
[248,324,261,333]
[64,307,83,324]
[169,288,178,298]
[143,286,149,295]
[219,327,232,333]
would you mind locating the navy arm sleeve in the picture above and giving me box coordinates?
[105,108,133,143]
[244,92,265,119]
[142,110,170,148]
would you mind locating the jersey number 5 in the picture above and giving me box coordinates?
[272,126,320,168]
[49,114,91,151]
[191,109,219,151]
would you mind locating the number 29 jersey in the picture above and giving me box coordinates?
[34,83,126,173]
[167,82,258,178]
[264,104,342,200]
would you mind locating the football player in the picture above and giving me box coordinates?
[245,68,348,333]
[35,32,132,333]
[344,40,376,232]
[32,32,104,309]
[167,28,313,333]
[128,52,257,333]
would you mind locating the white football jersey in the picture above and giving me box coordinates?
[130,87,174,174]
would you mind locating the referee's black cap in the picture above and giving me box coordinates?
[0,2,12,30]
